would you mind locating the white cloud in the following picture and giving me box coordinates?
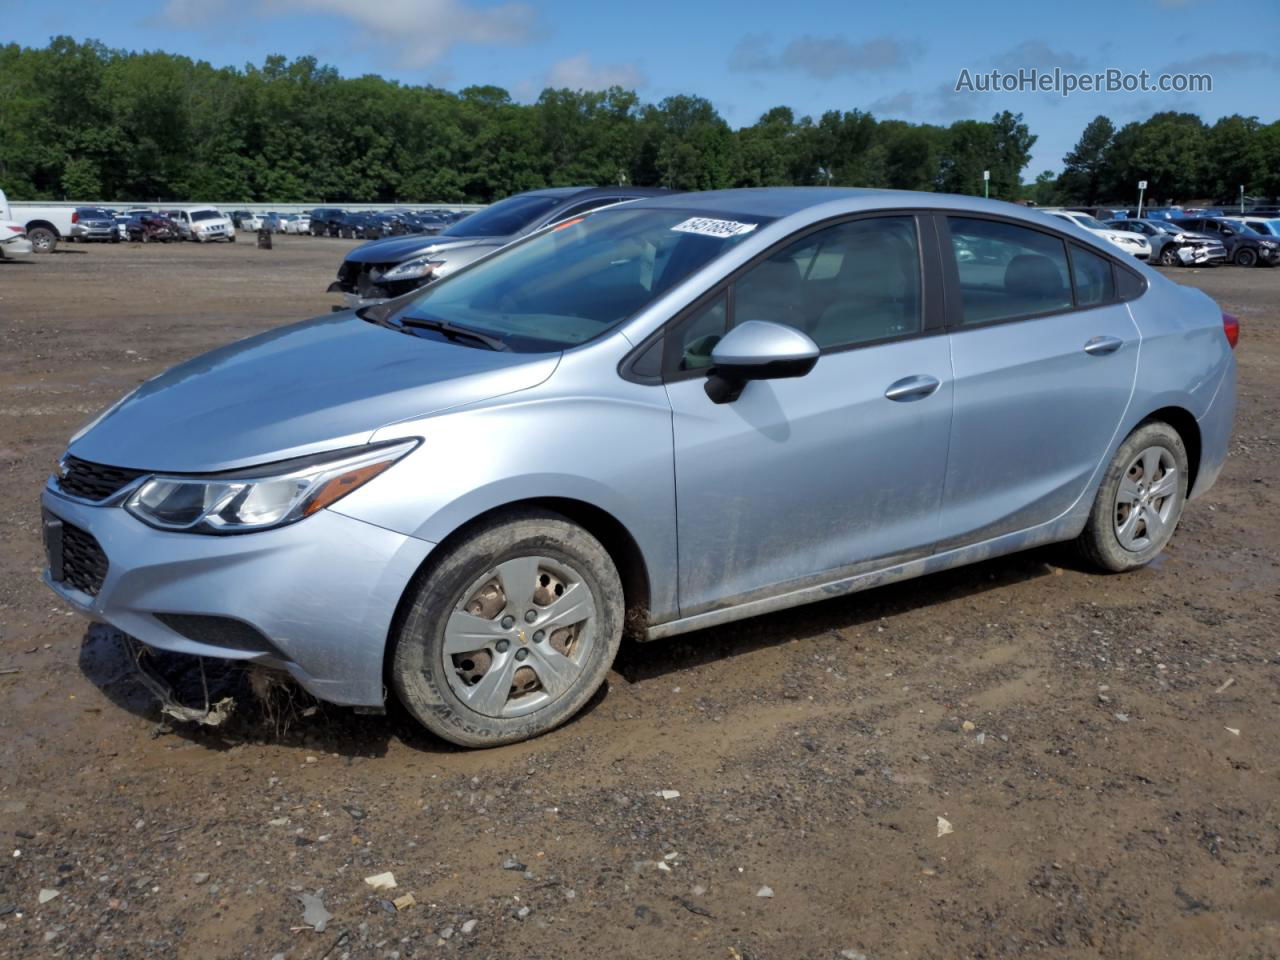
[159,0,538,67]
[544,53,644,91]
[868,91,915,116]
[729,33,921,80]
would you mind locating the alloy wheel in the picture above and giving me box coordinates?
[1113,445,1179,552]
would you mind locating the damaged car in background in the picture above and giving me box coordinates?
[329,186,672,307]
[1104,218,1228,266]
[42,188,1236,747]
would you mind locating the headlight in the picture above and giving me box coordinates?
[124,439,417,534]
[380,257,444,282]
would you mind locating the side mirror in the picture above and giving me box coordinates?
[704,320,819,404]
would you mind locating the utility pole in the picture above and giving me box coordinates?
[983,169,989,199]
[1137,180,1147,218]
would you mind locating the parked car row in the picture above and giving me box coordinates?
[1042,207,1279,268]
[307,208,470,240]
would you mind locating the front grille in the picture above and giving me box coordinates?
[62,522,108,596]
[58,456,145,501]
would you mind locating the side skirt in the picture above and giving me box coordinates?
[644,514,1082,642]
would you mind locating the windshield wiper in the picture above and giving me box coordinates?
[398,315,509,351]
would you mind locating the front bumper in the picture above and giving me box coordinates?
[73,226,116,241]
[1,236,33,257]
[41,487,434,707]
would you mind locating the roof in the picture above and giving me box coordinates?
[625,186,1042,221]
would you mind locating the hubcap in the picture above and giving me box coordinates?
[442,556,596,718]
[1114,445,1179,552]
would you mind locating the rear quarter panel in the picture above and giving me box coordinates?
[1122,266,1235,495]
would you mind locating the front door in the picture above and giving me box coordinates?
[665,214,954,617]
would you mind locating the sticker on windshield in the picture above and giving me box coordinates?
[671,217,758,239]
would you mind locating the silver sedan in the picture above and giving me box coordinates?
[42,188,1237,746]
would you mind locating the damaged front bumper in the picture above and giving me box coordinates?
[41,486,434,709]
[1176,243,1228,265]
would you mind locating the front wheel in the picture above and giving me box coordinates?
[392,510,624,747]
[1076,422,1189,572]
[1234,247,1257,267]
[1159,246,1180,266]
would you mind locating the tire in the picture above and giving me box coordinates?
[229,233,236,243]
[1076,421,1189,572]
[141,232,150,244]
[1234,247,1257,267]
[392,509,624,747]
[1159,246,1179,266]
[28,227,57,254]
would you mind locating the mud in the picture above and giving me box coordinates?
[0,241,1277,959]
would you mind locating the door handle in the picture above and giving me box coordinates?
[884,374,941,402]
[1084,335,1123,356]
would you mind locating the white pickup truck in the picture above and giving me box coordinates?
[0,188,77,253]
[0,188,35,258]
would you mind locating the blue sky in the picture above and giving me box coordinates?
[6,0,1277,176]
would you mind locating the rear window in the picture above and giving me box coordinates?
[947,217,1072,325]
[1070,243,1115,306]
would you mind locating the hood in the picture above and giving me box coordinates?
[1179,230,1222,243]
[69,312,559,472]
[346,233,500,265]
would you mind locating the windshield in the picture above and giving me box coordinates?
[1074,214,1108,230]
[191,210,221,222]
[391,207,772,350]
[441,194,563,239]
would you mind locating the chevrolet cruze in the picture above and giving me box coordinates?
[42,188,1238,746]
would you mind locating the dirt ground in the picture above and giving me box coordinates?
[0,238,1277,960]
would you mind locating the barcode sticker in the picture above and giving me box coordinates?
[671,217,758,239]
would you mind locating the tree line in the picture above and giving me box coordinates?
[0,38,1274,207]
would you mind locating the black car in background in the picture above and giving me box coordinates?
[331,186,673,304]
[309,208,347,237]
[1172,217,1280,267]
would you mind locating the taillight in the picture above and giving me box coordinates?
[1222,312,1239,349]
[71,210,79,224]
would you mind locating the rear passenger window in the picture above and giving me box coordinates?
[1069,243,1115,306]
[732,216,922,351]
[947,217,1072,325]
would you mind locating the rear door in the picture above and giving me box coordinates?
[665,214,954,615]
[935,215,1140,548]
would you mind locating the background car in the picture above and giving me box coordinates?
[1227,216,1280,238]
[1045,209,1150,259]
[331,186,673,305]
[309,208,346,236]
[126,213,180,243]
[283,214,311,234]
[70,207,120,243]
[173,207,235,242]
[1172,216,1280,266]
[1104,218,1227,266]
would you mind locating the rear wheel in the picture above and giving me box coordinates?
[1077,422,1188,572]
[28,227,57,254]
[392,510,623,747]
[1234,247,1257,267]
